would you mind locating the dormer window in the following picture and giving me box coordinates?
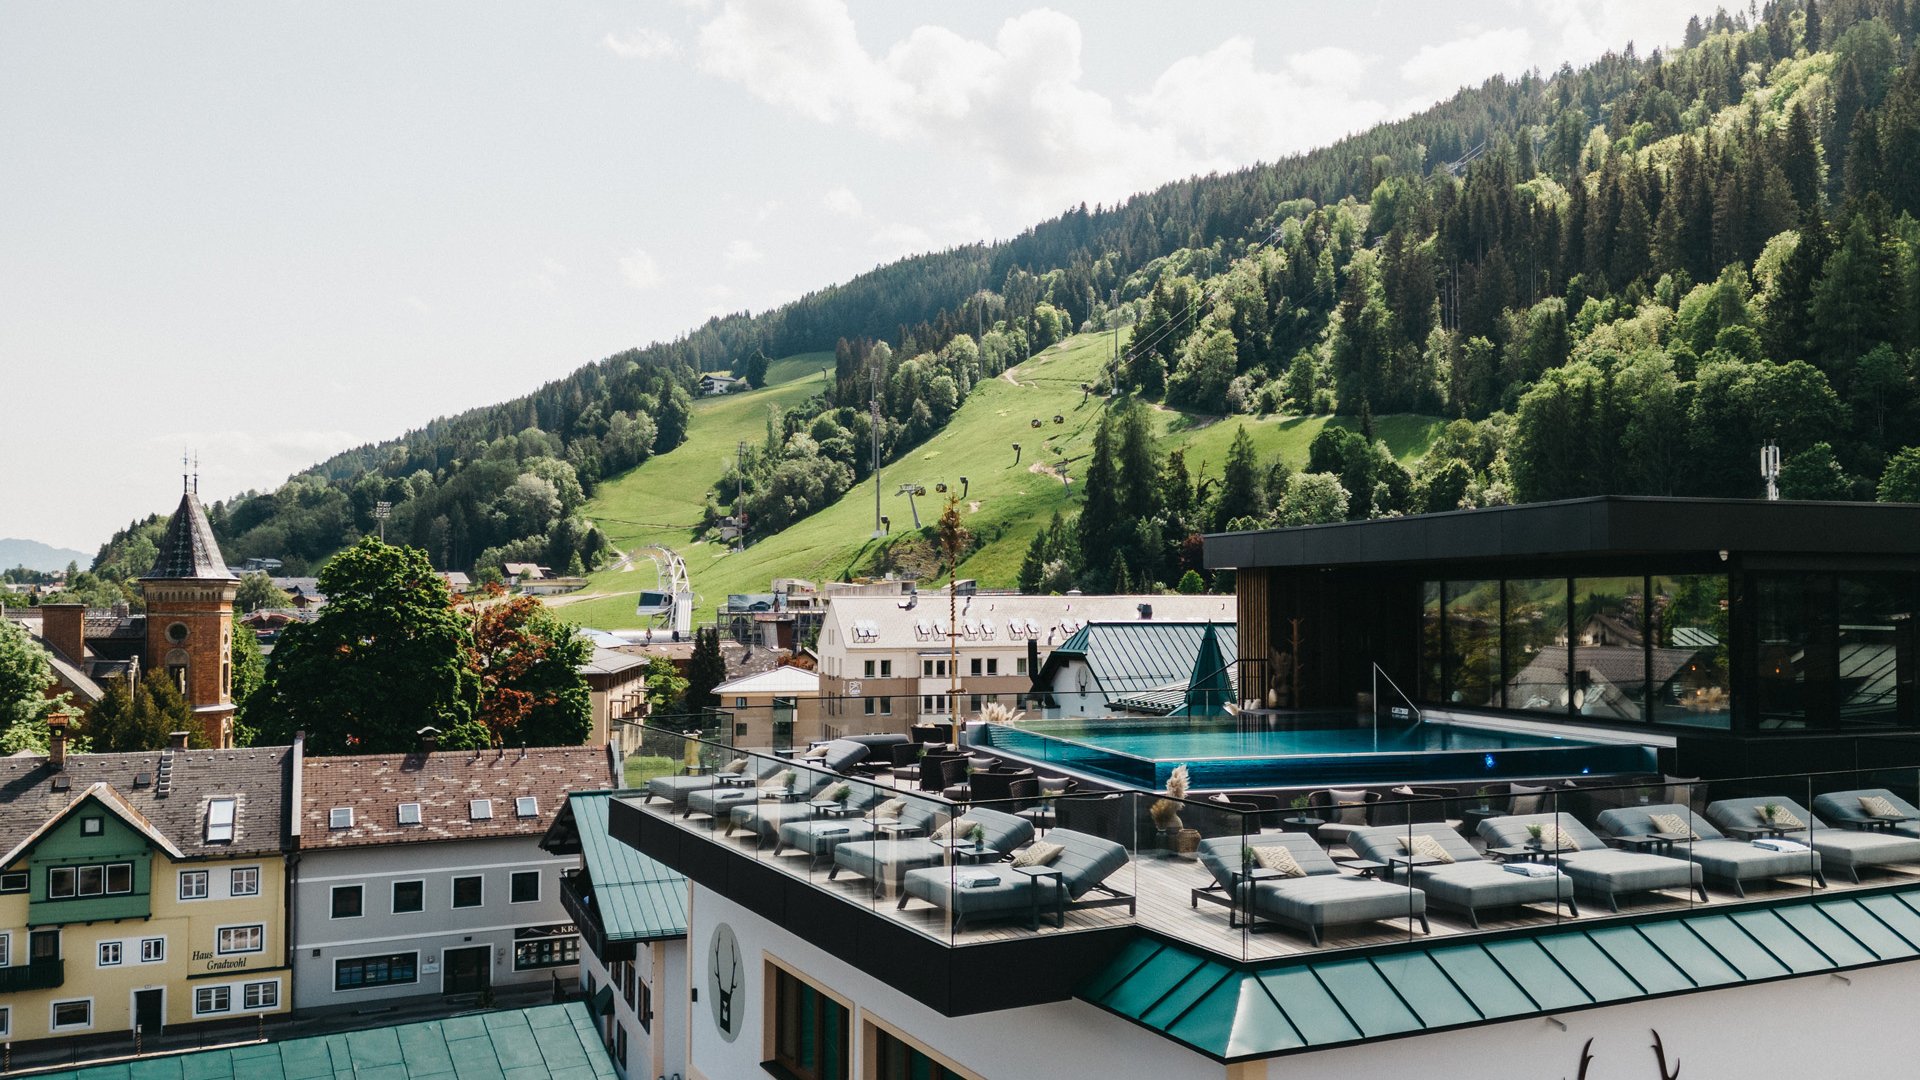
[516,796,539,818]
[205,798,235,843]
[470,799,493,820]
[329,807,354,829]
[397,802,421,825]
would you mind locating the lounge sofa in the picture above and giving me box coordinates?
[776,799,943,868]
[685,764,832,821]
[1479,813,1705,911]
[643,756,784,813]
[1196,833,1429,946]
[897,828,1134,931]
[1705,795,1920,884]
[1595,803,1824,897]
[728,780,887,845]
[1349,823,1576,928]
[1811,788,1920,839]
[830,806,1034,898]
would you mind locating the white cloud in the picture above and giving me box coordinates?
[724,239,764,265]
[604,28,681,60]
[142,428,366,501]
[1528,0,1703,66]
[691,2,1394,217]
[619,248,663,290]
[1399,27,1535,104]
[402,295,431,314]
[822,186,863,218]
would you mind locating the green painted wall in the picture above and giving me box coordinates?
[26,795,154,925]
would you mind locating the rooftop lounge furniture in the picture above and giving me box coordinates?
[897,828,1135,932]
[1812,788,1920,839]
[728,780,887,845]
[1704,796,1920,884]
[1195,833,1430,946]
[1349,823,1576,928]
[776,800,945,868]
[1595,803,1824,897]
[1307,789,1382,848]
[830,806,1035,898]
[684,765,833,821]
[1478,813,1706,911]
[643,755,785,813]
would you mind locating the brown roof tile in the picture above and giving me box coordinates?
[0,746,292,860]
[301,745,615,849]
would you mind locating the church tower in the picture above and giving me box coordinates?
[140,478,239,748]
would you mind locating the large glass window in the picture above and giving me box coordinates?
[1572,577,1648,722]
[1444,580,1501,708]
[1650,574,1731,729]
[773,966,849,1080]
[1504,579,1568,714]
[1420,582,1443,701]
[1838,574,1912,729]
[874,1025,971,1080]
[1750,574,1815,730]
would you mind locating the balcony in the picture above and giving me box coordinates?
[610,725,1920,1013]
[559,871,635,965]
[0,958,65,992]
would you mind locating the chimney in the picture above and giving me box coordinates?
[48,713,69,770]
[39,603,86,665]
[417,726,440,754]
[168,731,189,751]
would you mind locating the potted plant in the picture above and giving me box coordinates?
[1289,794,1311,814]
[967,823,986,850]
[1761,802,1782,823]
[828,784,851,804]
[1636,786,1654,805]
[1473,787,1493,812]
[1150,765,1201,857]
[1525,823,1545,849]
[1241,844,1258,874]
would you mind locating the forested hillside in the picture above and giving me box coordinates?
[70,0,1920,609]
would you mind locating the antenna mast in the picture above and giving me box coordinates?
[1761,440,1781,501]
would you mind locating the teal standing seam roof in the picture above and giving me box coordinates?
[34,1003,617,1080]
[1080,886,1920,1063]
[1043,622,1238,702]
[570,791,689,941]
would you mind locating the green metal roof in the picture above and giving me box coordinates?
[1039,622,1238,700]
[1081,887,1920,1063]
[37,1003,616,1080]
[569,790,689,941]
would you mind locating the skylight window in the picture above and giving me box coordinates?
[329,807,353,829]
[205,798,236,843]
[470,799,494,820]
[397,802,421,825]
[515,796,539,818]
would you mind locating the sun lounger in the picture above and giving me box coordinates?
[1349,823,1576,928]
[1478,813,1705,912]
[1195,833,1428,946]
[1596,803,1824,897]
[1705,796,1920,884]
[897,828,1134,931]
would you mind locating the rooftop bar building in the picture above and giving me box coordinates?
[1205,496,1920,776]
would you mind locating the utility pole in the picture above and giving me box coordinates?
[374,501,391,543]
[937,494,969,728]
[735,440,748,550]
[870,355,885,539]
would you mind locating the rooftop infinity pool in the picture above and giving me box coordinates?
[979,716,1658,790]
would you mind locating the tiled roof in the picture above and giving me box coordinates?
[823,592,1234,651]
[0,746,292,860]
[35,1002,616,1080]
[301,745,615,849]
[1082,886,1920,1063]
[550,791,688,942]
[143,490,236,581]
[1040,621,1240,696]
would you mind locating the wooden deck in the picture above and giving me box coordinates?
[632,798,1920,961]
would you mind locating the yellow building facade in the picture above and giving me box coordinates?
[0,739,293,1046]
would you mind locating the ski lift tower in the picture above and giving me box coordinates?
[635,546,694,641]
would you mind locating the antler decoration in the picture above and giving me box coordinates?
[1651,1029,1679,1080]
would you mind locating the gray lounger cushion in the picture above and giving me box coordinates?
[779,802,940,860]
[1706,796,1920,881]
[1350,824,1573,918]
[1246,874,1426,940]
[899,828,1130,927]
[1197,832,1342,891]
[1479,812,1702,905]
[644,756,785,807]
[833,806,1035,894]
[1596,803,1822,892]
[1812,789,1920,839]
[730,783,886,841]
[685,769,831,818]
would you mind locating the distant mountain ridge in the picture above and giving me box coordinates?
[0,537,90,573]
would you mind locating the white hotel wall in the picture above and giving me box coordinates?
[1250,957,1920,1080]
[684,885,1218,1080]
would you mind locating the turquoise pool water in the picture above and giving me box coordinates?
[980,718,1657,790]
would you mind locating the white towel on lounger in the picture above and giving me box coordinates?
[1752,837,1811,853]
[1503,862,1560,878]
[959,871,1001,888]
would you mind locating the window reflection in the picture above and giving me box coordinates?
[1838,574,1911,729]
[1421,582,1443,702]
[1444,581,1500,708]
[1504,579,1568,714]
[1650,574,1731,729]
[1572,577,1647,722]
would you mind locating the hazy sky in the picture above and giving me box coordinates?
[0,0,1716,554]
